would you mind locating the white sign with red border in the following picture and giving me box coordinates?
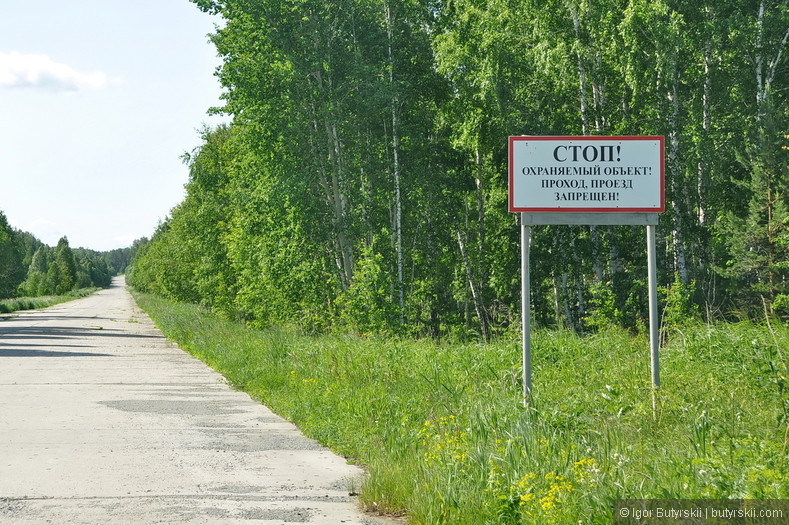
[509,136,665,213]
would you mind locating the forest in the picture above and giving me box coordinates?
[129,0,789,338]
[0,210,131,300]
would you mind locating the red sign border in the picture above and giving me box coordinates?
[508,135,665,213]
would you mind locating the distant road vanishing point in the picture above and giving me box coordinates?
[0,276,395,524]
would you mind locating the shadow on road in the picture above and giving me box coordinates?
[0,349,114,358]
[0,326,161,339]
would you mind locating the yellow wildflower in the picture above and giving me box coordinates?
[539,473,574,511]
[572,457,599,484]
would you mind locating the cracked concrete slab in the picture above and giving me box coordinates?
[0,277,400,524]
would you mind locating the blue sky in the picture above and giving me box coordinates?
[0,1,227,251]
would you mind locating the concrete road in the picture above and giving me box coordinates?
[0,277,395,524]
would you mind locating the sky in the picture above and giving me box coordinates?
[0,0,227,252]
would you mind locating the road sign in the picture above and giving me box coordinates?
[509,135,665,416]
[509,136,664,213]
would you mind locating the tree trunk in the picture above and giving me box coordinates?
[570,4,590,136]
[553,274,563,327]
[474,148,488,292]
[667,68,689,284]
[561,272,573,329]
[385,1,405,317]
[457,228,489,342]
[309,67,354,290]
[697,25,712,227]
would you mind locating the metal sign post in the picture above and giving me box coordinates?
[521,222,531,404]
[647,223,660,413]
[510,136,665,409]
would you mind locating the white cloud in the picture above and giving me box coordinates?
[0,51,120,92]
[21,219,65,247]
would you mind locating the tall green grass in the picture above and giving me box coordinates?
[0,288,100,314]
[133,291,789,524]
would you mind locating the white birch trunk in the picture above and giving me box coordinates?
[309,67,354,290]
[667,61,689,284]
[457,229,489,342]
[385,1,405,316]
[697,32,711,227]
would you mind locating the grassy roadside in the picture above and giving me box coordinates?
[0,288,100,314]
[133,290,789,524]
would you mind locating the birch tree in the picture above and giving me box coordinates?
[718,0,789,304]
[124,0,789,333]
[0,211,26,299]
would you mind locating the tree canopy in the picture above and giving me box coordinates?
[0,211,127,300]
[130,0,789,335]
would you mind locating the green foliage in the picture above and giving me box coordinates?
[0,211,27,299]
[584,280,624,331]
[104,246,134,275]
[52,236,78,294]
[15,237,113,297]
[0,287,100,314]
[661,275,700,328]
[126,0,789,335]
[337,240,401,335]
[774,294,789,318]
[126,217,200,303]
[136,292,789,523]
[0,211,119,298]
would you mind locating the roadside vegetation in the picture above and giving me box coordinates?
[134,290,788,524]
[125,2,788,523]
[0,209,132,304]
[0,288,101,314]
